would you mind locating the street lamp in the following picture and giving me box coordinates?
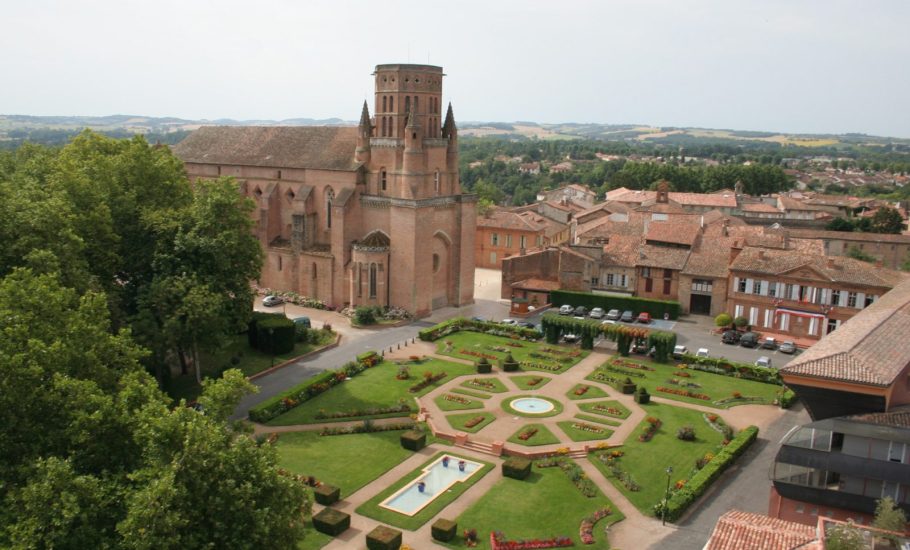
[662,466,673,526]
[268,327,275,369]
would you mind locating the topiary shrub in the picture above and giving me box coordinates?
[312,508,350,536]
[400,430,426,451]
[677,425,696,441]
[621,377,637,395]
[714,313,732,328]
[501,353,519,372]
[733,316,749,329]
[314,483,340,505]
[354,306,377,325]
[476,357,492,374]
[366,525,402,550]
[431,518,457,542]
[502,457,532,480]
[254,314,296,355]
[634,386,650,404]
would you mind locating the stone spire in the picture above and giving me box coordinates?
[406,104,419,129]
[358,100,372,137]
[442,102,457,139]
[355,100,372,164]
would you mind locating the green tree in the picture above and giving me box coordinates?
[847,246,877,263]
[825,520,866,550]
[714,313,732,328]
[869,206,904,234]
[873,496,907,540]
[825,217,855,232]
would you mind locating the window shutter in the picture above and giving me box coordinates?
[733,277,740,292]
[856,293,866,308]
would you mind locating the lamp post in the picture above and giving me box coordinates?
[268,327,275,369]
[662,466,673,526]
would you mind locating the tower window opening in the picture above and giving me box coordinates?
[326,188,335,229]
[381,170,387,191]
[405,96,410,114]
[389,96,393,111]
[369,263,377,298]
[382,96,387,112]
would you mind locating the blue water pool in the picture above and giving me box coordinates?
[380,456,482,516]
[510,397,555,414]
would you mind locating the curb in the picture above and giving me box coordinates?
[247,333,343,381]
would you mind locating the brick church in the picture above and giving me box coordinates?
[173,64,476,317]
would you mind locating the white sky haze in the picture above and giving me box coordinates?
[2,0,909,137]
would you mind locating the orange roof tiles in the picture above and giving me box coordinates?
[705,510,816,550]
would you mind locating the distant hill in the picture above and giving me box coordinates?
[2,113,909,151]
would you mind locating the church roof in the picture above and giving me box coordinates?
[172,126,360,171]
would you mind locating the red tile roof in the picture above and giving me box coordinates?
[513,278,560,291]
[729,246,905,288]
[645,222,701,247]
[636,244,690,270]
[173,126,360,171]
[705,510,817,550]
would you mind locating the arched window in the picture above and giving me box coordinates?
[434,169,440,194]
[381,117,387,137]
[326,188,335,229]
[382,96,387,112]
[381,169,387,191]
[387,116,392,137]
[369,263,377,298]
[389,96,393,112]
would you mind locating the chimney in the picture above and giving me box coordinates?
[729,240,743,263]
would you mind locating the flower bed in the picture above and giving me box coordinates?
[579,507,612,545]
[464,416,486,429]
[638,417,662,443]
[518,428,539,441]
[490,531,573,550]
[703,413,734,440]
[468,378,499,390]
[673,371,691,378]
[315,402,411,420]
[461,349,500,361]
[536,458,598,498]
[574,385,589,396]
[409,372,447,393]
[526,377,545,387]
[655,386,711,401]
[520,361,563,372]
[319,421,416,436]
[572,422,605,434]
[444,394,472,405]
[592,405,625,418]
[604,365,646,378]
[610,359,654,371]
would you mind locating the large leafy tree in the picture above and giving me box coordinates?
[869,206,904,234]
[0,269,309,548]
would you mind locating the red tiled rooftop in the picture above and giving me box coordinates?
[705,510,816,550]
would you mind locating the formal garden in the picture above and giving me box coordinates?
[251,316,784,549]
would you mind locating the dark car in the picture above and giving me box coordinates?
[761,337,777,350]
[573,306,588,317]
[293,316,312,329]
[721,330,741,345]
[739,332,760,348]
[518,321,536,329]
[620,310,634,322]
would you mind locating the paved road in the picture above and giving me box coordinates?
[649,402,811,549]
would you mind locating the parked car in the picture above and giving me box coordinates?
[740,332,760,348]
[573,305,588,317]
[633,343,655,356]
[563,333,579,343]
[501,318,517,325]
[637,312,652,324]
[589,307,605,319]
[673,345,688,358]
[292,316,311,329]
[620,310,634,322]
[755,356,773,368]
[471,316,486,322]
[518,321,536,329]
[779,341,797,354]
[606,309,621,320]
[696,348,710,358]
[559,304,574,315]
[761,337,777,350]
[262,295,284,307]
[721,330,741,345]
[601,319,617,326]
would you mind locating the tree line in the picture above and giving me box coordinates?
[0,132,309,547]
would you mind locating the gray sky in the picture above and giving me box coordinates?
[3,0,909,137]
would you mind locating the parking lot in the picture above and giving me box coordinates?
[513,308,802,368]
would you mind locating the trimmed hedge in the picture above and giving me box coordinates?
[248,312,295,354]
[314,484,340,505]
[418,317,541,342]
[501,353,520,372]
[551,289,681,320]
[248,351,381,423]
[678,354,782,385]
[366,525,402,550]
[778,388,797,409]
[400,430,426,451]
[312,508,350,536]
[634,386,651,404]
[432,519,457,542]
[657,425,759,522]
[502,457,532,480]
[476,358,492,374]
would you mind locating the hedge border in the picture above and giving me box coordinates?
[550,289,681,320]
[418,317,541,342]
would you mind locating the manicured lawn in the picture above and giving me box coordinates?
[443,460,624,549]
[566,383,610,400]
[586,356,782,409]
[510,375,551,390]
[575,413,621,427]
[436,393,485,411]
[169,330,336,402]
[558,420,613,442]
[501,395,564,418]
[297,524,333,550]
[446,412,496,433]
[577,400,631,420]
[356,452,494,530]
[460,377,508,393]
[437,332,587,373]
[588,401,727,515]
[451,388,492,399]
[275,430,412,497]
[267,358,474,425]
[507,423,561,446]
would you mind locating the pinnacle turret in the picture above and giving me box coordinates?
[442,102,456,138]
[406,105,419,129]
[358,100,372,136]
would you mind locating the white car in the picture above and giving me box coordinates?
[262,295,284,307]
[589,307,605,319]
[559,304,574,315]
[501,318,517,325]
[755,356,773,368]
[696,348,710,358]
[673,345,688,358]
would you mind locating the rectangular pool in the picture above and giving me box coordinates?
[379,455,483,516]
